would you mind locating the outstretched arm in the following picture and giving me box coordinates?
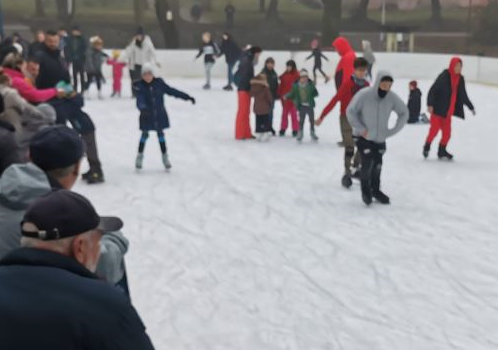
[161,80,195,104]
[321,53,329,61]
[387,94,409,137]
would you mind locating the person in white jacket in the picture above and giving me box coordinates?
[122,27,159,97]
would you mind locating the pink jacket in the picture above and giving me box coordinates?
[2,68,57,103]
[107,59,126,80]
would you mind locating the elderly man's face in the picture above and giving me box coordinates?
[45,35,60,51]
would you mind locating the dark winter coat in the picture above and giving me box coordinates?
[235,51,255,92]
[196,42,219,64]
[408,88,422,123]
[0,38,18,65]
[85,47,107,74]
[134,77,192,131]
[0,120,21,176]
[427,69,474,119]
[219,36,242,64]
[261,67,279,100]
[0,248,155,350]
[306,48,328,68]
[36,44,71,89]
[48,94,95,134]
[64,34,87,64]
[250,78,272,115]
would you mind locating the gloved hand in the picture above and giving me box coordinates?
[189,97,196,105]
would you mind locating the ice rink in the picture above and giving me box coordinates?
[75,77,498,350]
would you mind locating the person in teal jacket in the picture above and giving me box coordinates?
[285,69,319,142]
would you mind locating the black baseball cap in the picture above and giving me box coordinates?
[21,190,123,241]
[29,126,85,171]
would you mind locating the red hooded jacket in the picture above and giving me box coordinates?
[446,57,462,118]
[332,37,356,90]
[320,76,370,118]
[277,69,300,98]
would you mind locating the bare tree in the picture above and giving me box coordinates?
[134,0,145,26]
[430,0,442,25]
[155,0,179,48]
[322,0,342,44]
[352,0,370,21]
[259,0,266,13]
[35,0,45,17]
[55,0,76,26]
[266,0,279,21]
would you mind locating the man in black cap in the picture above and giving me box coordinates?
[0,126,129,288]
[0,190,155,350]
[36,29,105,184]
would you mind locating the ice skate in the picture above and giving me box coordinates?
[296,130,303,142]
[341,174,353,189]
[223,84,233,91]
[310,131,319,141]
[85,170,105,184]
[423,143,431,159]
[135,153,144,169]
[203,84,211,90]
[437,145,454,161]
[162,152,172,170]
[372,190,390,204]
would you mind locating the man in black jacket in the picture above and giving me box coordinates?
[218,33,242,91]
[36,30,105,184]
[0,190,155,350]
[64,25,87,92]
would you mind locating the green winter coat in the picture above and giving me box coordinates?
[286,81,318,108]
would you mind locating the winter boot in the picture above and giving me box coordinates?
[135,153,144,169]
[279,130,285,137]
[86,170,105,184]
[111,91,117,98]
[271,128,276,136]
[296,130,303,142]
[223,84,233,91]
[310,131,319,141]
[362,189,373,206]
[351,168,361,180]
[162,152,172,170]
[203,84,211,90]
[372,190,390,204]
[341,174,353,189]
[98,91,103,100]
[292,130,298,138]
[423,143,431,159]
[437,144,454,160]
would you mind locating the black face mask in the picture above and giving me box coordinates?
[135,39,143,48]
[378,88,388,98]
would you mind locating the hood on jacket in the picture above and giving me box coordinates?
[332,37,353,57]
[373,70,394,89]
[0,163,51,210]
[449,56,462,76]
[2,67,24,80]
[250,76,269,87]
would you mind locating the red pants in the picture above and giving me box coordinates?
[113,78,122,93]
[235,91,252,140]
[280,99,299,131]
[426,114,452,146]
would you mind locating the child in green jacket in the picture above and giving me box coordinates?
[285,69,319,142]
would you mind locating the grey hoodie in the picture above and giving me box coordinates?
[347,70,408,143]
[0,163,129,285]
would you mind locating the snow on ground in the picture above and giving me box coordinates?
[75,77,498,350]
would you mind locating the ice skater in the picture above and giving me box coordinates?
[361,40,375,80]
[260,57,279,135]
[316,57,370,188]
[133,63,196,170]
[195,32,219,90]
[277,60,300,137]
[347,71,408,205]
[305,39,330,84]
[84,36,108,99]
[250,73,273,141]
[284,69,319,142]
[107,50,126,98]
[423,57,475,160]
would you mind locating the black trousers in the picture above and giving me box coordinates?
[72,62,86,93]
[255,114,270,133]
[130,64,142,97]
[85,72,102,91]
[313,65,327,81]
[356,137,386,195]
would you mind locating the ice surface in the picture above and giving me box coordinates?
[76,78,498,350]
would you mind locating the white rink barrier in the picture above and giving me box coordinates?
[103,50,498,86]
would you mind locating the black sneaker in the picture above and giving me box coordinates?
[372,190,390,204]
[271,128,276,136]
[223,85,233,91]
[362,191,373,206]
[86,171,105,184]
[437,145,454,161]
[423,143,431,159]
[292,130,298,137]
[279,130,285,137]
[341,174,353,189]
[82,170,91,181]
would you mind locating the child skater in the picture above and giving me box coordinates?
[261,57,279,136]
[84,36,108,99]
[316,57,370,188]
[423,57,475,160]
[195,32,219,90]
[250,73,273,141]
[407,80,426,124]
[277,60,300,137]
[133,63,196,170]
[107,50,126,98]
[285,69,319,142]
[305,39,330,84]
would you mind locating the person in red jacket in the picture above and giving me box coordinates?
[316,57,370,188]
[107,50,126,98]
[332,36,356,90]
[277,60,300,137]
[423,57,475,160]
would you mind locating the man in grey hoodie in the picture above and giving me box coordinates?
[0,125,129,290]
[347,71,408,205]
